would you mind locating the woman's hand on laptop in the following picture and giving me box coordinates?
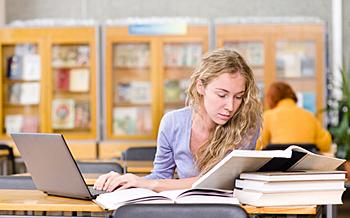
[94,171,155,192]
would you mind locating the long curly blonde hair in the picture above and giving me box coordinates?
[186,49,262,174]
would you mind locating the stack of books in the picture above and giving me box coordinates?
[234,171,346,206]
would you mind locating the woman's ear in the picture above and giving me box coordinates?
[196,80,205,95]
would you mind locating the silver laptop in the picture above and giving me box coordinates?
[11,133,105,200]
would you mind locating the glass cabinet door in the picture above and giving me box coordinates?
[162,42,202,113]
[112,43,153,137]
[1,43,41,136]
[224,41,265,102]
[275,41,317,113]
[51,44,92,134]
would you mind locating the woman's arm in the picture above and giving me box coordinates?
[94,172,198,192]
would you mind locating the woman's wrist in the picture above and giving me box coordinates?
[138,177,159,191]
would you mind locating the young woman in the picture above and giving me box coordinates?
[94,49,262,192]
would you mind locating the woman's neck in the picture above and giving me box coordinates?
[192,108,216,134]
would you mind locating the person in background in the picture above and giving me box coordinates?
[94,49,262,192]
[256,81,331,152]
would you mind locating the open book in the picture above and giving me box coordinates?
[192,145,345,190]
[94,188,238,210]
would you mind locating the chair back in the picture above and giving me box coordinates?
[0,176,36,189]
[112,204,249,218]
[76,161,123,174]
[263,143,319,153]
[0,144,16,174]
[121,147,156,161]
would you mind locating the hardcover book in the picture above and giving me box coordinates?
[55,69,70,91]
[69,69,90,92]
[192,145,345,190]
[52,99,75,129]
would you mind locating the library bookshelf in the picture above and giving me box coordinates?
[216,22,325,121]
[104,24,209,141]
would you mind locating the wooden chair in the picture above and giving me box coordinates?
[76,161,123,174]
[0,176,36,189]
[0,144,16,175]
[121,147,156,161]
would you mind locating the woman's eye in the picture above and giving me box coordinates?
[235,96,243,100]
[217,93,226,98]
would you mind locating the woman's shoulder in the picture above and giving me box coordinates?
[159,107,192,128]
[163,106,192,119]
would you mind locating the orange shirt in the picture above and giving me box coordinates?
[256,99,331,152]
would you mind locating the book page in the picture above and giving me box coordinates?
[160,188,237,204]
[95,188,170,210]
[192,149,292,190]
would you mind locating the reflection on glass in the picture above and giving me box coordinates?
[276,41,315,78]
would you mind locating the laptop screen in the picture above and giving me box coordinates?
[11,133,94,200]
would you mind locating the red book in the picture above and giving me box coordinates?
[55,69,70,91]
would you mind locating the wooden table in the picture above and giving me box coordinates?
[0,189,318,217]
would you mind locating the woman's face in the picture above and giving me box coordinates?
[197,72,246,126]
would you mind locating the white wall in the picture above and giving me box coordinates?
[0,0,5,26]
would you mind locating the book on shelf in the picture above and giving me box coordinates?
[69,68,90,92]
[224,42,264,67]
[113,107,152,135]
[164,44,202,67]
[113,107,137,135]
[74,101,90,129]
[52,99,75,129]
[114,44,150,68]
[8,82,40,105]
[129,81,151,104]
[164,80,181,102]
[8,84,22,104]
[6,54,41,81]
[115,83,131,103]
[234,188,345,206]
[7,55,23,80]
[5,114,39,134]
[5,115,23,134]
[235,171,346,192]
[164,79,189,103]
[192,145,345,190]
[52,45,89,67]
[19,82,40,104]
[22,54,41,81]
[94,188,238,210]
[21,115,40,132]
[115,81,151,104]
[55,69,70,91]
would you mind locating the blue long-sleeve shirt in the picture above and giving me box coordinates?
[145,107,259,179]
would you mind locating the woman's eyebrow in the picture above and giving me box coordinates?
[214,88,245,95]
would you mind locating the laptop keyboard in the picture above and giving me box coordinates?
[88,186,107,197]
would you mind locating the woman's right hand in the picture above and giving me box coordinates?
[93,171,121,192]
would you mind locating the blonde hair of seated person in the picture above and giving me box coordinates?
[187,49,262,174]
